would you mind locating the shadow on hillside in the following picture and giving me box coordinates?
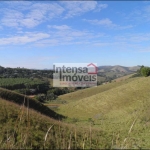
[0,88,66,120]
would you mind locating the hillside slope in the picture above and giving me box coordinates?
[58,77,150,148]
[58,77,150,119]
[58,77,137,103]
[0,98,113,149]
[97,65,140,82]
[0,87,64,120]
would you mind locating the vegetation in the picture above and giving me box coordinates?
[1,65,149,149]
[0,78,49,94]
[0,66,80,102]
[0,87,64,119]
[131,65,150,78]
[0,77,76,102]
[57,77,150,148]
[1,76,150,148]
[0,66,53,78]
[58,77,137,103]
[0,65,139,87]
[140,66,150,77]
[0,98,112,149]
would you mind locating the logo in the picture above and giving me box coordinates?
[87,63,98,74]
[53,63,97,87]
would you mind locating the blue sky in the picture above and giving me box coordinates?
[0,1,150,69]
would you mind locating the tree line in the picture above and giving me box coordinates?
[0,66,53,79]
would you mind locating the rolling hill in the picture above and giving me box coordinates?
[1,65,149,149]
[96,65,140,84]
[58,77,137,103]
[0,89,112,149]
[0,87,64,120]
[57,76,150,148]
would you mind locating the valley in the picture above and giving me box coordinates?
[0,65,150,149]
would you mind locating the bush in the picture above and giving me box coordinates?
[141,67,150,77]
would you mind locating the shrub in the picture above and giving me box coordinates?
[141,67,150,77]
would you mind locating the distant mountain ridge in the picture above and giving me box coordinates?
[98,65,140,73]
[96,65,141,83]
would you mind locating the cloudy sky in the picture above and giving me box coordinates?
[0,1,150,69]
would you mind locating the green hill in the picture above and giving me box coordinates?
[0,96,113,149]
[57,77,150,148]
[1,75,150,148]
[0,87,121,149]
[58,77,137,103]
[0,87,64,120]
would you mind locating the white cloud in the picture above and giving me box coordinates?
[36,26,104,46]
[48,25,71,30]
[0,21,105,47]
[94,4,108,12]
[114,33,150,43]
[0,2,107,29]
[84,18,133,29]
[118,25,133,30]
[0,32,50,45]
[0,3,64,29]
[31,3,64,19]
[84,18,117,27]
[125,4,150,23]
[61,1,105,19]
[1,9,41,28]
[62,1,97,18]
[3,1,32,10]
[1,9,23,28]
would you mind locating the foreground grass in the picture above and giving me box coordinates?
[0,98,115,149]
[57,77,150,148]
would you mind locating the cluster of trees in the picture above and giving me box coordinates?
[35,87,76,102]
[0,77,76,102]
[138,66,150,77]
[0,78,49,94]
[0,66,106,102]
[0,66,71,102]
[3,65,150,103]
[0,66,53,79]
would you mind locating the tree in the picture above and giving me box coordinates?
[141,67,150,77]
[139,65,144,74]
[47,93,57,101]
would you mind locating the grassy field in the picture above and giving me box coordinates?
[57,77,150,148]
[113,73,136,82]
[58,76,137,103]
[0,87,64,120]
[0,97,116,149]
[1,74,150,148]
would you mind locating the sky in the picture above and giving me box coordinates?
[0,1,150,69]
